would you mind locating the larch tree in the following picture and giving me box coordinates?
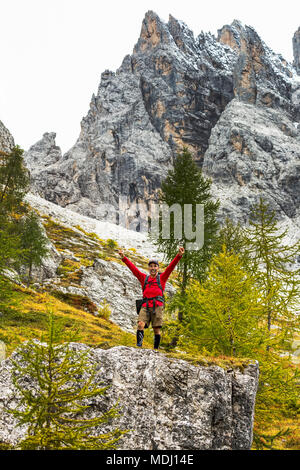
[244,196,300,352]
[180,245,266,356]
[0,146,30,310]
[150,147,220,322]
[0,146,30,216]
[9,309,127,450]
[18,210,49,286]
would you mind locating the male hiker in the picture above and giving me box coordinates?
[118,246,185,352]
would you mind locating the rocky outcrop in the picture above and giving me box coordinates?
[23,12,300,227]
[0,120,14,153]
[24,132,62,169]
[24,68,174,223]
[218,20,298,115]
[293,27,300,74]
[202,98,300,222]
[0,344,259,450]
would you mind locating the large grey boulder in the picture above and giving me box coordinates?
[0,344,259,450]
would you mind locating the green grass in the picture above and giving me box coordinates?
[0,285,144,356]
[0,283,252,373]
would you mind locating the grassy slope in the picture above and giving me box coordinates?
[1,283,250,372]
[0,285,137,356]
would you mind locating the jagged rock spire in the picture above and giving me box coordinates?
[133,10,172,53]
[293,26,300,74]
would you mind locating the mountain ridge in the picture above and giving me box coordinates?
[21,11,299,227]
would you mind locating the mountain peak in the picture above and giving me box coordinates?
[133,10,172,53]
[217,19,248,51]
[167,14,196,54]
[23,11,300,228]
[23,132,62,173]
[231,19,245,31]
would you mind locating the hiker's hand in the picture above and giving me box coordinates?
[119,250,125,258]
[178,246,185,255]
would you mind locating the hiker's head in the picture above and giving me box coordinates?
[148,259,159,276]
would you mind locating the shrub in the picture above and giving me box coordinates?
[105,239,118,250]
[97,300,111,320]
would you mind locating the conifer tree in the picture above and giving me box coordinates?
[0,146,30,269]
[244,196,300,351]
[252,351,299,449]
[0,146,29,216]
[0,146,30,310]
[9,310,126,450]
[180,245,266,356]
[150,147,219,322]
[209,201,299,447]
[18,211,49,286]
[214,216,251,267]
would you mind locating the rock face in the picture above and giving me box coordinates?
[202,98,300,222]
[0,344,259,450]
[24,132,62,168]
[0,120,14,153]
[293,27,300,74]
[23,11,300,227]
[218,20,298,115]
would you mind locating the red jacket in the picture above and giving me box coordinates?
[122,253,182,308]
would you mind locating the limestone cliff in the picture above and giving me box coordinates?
[23,12,300,226]
[293,27,300,74]
[0,120,14,153]
[0,344,259,450]
[202,98,300,222]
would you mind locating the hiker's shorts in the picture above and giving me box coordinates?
[138,305,164,328]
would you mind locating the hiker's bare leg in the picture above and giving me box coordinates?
[138,321,145,330]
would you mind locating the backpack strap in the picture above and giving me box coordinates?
[143,274,150,292]
[156,273,164,295]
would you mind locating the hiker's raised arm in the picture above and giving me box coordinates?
[160,246,184,283]
[119,250,145,284]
